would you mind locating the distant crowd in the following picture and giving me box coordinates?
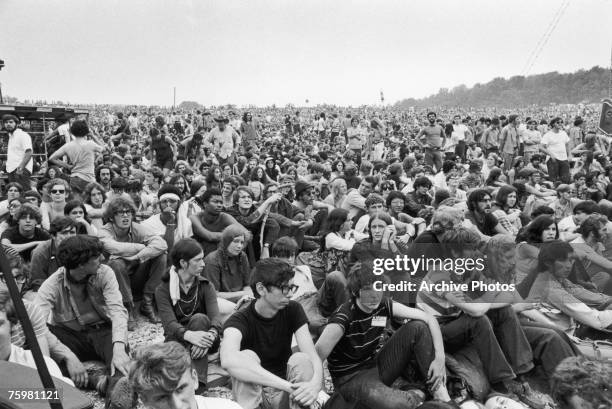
[0,102,610,409]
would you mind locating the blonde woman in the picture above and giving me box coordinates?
[323,177,348,208]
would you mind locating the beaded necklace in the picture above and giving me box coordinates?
[177,281,199,319]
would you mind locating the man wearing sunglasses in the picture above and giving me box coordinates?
[221,258,324,409]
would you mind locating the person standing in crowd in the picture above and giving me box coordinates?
[48,119,106,200]
[418,111,445,172]
[481,117,501,156]
[210,115,239,166]
[2,114,33,190]
[240,112,259,154]
[499,114,521,172]
[149,126,177,176]
[540,117,571,184]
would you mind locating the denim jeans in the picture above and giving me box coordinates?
[439,306,533,384]
[520,319,579,377]
[546,159,570,184]
[331,320,433,409]
[232,351,313,409]
[165,313,216,384]
[108,253,167,306]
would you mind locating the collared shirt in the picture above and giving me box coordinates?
[98,221,167,262]
[499,124,519,153]
[34,265,128,344]
[6,128,33,173]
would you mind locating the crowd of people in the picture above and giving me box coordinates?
[0,103,611,409]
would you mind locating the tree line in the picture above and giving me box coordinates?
[395,66,610,109]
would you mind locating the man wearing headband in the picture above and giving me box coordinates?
[2,114,33,190]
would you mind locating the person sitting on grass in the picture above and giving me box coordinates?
[220,258,324,409]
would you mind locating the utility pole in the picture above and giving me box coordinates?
[0,58,4,104]
[173,87,176,110]
[609,45,612,98]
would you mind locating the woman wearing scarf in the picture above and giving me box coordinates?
[155,238,222,392]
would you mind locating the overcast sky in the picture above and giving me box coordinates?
[1,0,611,107]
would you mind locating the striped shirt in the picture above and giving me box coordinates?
[11,300,48,348]
[327,297,392,379]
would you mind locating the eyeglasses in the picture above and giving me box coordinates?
[381,186,391,191]
[160,199,179,205]
[272,284,299,295]
[114,209,133,216]
[8,203,21,209]
[51,189,65,194]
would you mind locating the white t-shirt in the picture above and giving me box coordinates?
[58,139,102,182]
[6,129,33,173]
[541,130,569,161]
[453,124,469,142]
[194,395,242,409]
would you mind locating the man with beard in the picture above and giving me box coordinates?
[99,197,167,327]
[418,112,445,172]
[465,189,509,237]
[96,165,113,192]
[2,114,33,190]
[1,203,51,262]
[34,235,130,397]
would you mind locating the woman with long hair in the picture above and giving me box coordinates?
[483,236,579,378]
[264,157,279,183]
[323,177,348,209]
[515,215,559,285]
[203,225,252,317]
[169,174,190,200]
[485,167,505,188]
[64,200,97,235]
[156,238,222,391]
[40,178,71,231]
[492,185,522,236]
[205,165,223,191]
[0,182,24,220]
[527,240,612,340]
[83,182,107,229]
[247,166,269,201]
